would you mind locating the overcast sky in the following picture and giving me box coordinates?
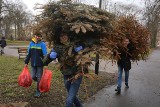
[22,0,145,14]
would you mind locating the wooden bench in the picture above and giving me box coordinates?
[18,48,28,59]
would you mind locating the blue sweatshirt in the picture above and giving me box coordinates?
[25,39,47,67]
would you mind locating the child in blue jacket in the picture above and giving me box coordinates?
[25,33,47,97]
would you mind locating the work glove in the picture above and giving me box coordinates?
[50,49,57,59]
[74,46,83,52]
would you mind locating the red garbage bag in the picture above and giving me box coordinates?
[39,68,52,92]
[18,66,32,88]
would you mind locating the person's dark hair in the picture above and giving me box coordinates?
[125,33,130,38]
[54,27,69,44]
[34,32,42,37]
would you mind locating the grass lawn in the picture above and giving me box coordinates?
[6,40,30,45]
[0,55,116,107]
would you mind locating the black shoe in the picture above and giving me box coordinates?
[125,83,129,88]
[115,87,121,94]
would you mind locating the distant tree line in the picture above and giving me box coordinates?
[0,0,159,47]
[75,0,160,48]
[144,0,160,47]
[0,0,34,40]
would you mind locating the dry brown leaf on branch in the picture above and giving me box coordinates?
[81,25,87,33]
[83,23,94,32]
[75,26,81,34]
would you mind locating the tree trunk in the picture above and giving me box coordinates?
[0,0,2,35]
[15,23,17,39]
[149,15,159,48]
[5,21,11,38]
[95,0,103,75]
[99,0,102,9]
[17,23,20,39]
[0,0,2,17]
[95,53,99,75]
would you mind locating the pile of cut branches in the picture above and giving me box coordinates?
[34,0,114,65]
[34,0,150,67]
[105,16,150,61]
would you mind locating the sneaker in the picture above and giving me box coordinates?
[34,91,41,98]
[115,87,121,94]
[125,83,129,88]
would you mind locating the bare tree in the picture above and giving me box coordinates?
[144,0,160,47]
[0,0,3,36]
[0,0,12,36]
[1,0,34,40]
[113,2,142,17]
[0,0,2,16]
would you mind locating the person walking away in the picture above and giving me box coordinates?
[114,38,134,94]
[43,30,85,107]
[24,33,47,97]
[0,37,7,54]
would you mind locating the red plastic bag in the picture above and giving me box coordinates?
[39,68,52,92]
[18,66,32,88]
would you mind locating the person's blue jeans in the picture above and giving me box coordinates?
[64,75,83,107]
[117,64,129,89]
[31,66,43,91]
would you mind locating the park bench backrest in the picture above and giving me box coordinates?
[18,48,28,59]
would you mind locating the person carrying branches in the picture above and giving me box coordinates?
[113,37,134,94]
[43,28,86,107]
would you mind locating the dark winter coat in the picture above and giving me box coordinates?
[43,43,86,76]
[116,44,134,71]
[0,39,7,48]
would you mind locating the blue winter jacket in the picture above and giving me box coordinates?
[25,39,47,67]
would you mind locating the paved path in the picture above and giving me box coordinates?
[4,45,27,57]
[89,60,117,73]
[83,49,160,107]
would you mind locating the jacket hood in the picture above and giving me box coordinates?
[32,37,36,43]
[31,37,41,43]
